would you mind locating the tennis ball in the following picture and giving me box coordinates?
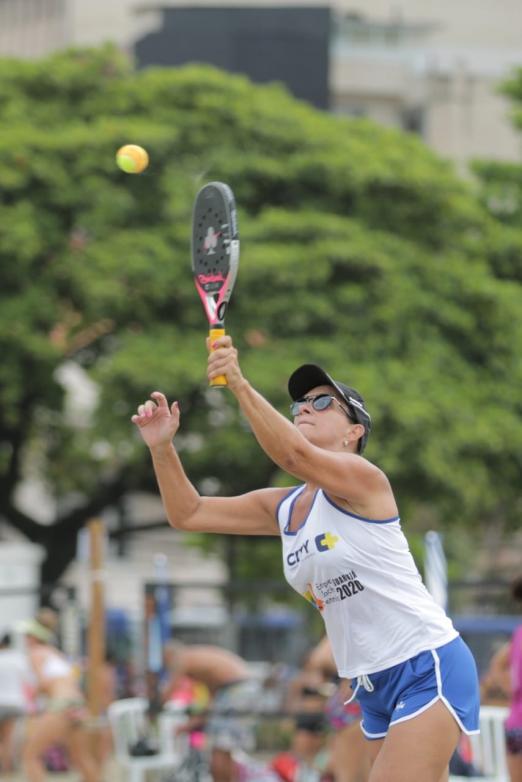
[116,144,149,174]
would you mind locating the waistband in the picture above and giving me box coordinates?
[344,675,374,705]
[344,636,465,703]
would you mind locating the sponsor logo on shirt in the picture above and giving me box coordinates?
[286,540,311,567]
[310,570,366,607]
[315,532,339,552]
[286,531,339,568]
[303,583,325,612]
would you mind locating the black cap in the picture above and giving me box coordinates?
[288,364,372,453]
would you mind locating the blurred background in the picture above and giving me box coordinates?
[0,0,521,695]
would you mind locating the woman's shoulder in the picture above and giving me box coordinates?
[255,485,301,503]
[247,485,302,519]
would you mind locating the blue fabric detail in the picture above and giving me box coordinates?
[283,488,320,535]
[354,637,480,738]
[322,491,400,524]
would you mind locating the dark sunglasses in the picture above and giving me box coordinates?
[290,394,354,420]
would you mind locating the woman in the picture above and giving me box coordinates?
[162,640,258,782]
[0,632,32,772]
[283,637,368,782]
[484,576,522,782]
[21,619,100,782]
[309,637,369,782]
[132,335,480,782]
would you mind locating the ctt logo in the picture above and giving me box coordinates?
[286,540,310,567]
[315,532,340,552]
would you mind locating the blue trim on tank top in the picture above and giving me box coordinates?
[322,491,400,524]
[275,486,300,528]
[283,487,320,536]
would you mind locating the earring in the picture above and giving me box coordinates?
[342,439,349,448]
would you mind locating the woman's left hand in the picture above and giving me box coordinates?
[206,334,246,391]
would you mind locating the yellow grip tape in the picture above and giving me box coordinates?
[209,327,227,387]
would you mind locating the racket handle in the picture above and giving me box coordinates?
[209,327,227,388]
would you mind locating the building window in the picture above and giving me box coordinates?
[401,107,425,136]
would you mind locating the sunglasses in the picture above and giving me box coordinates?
[290,394,354,420]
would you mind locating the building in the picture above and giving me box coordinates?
[1,0,521,170]
[330,0,522,172]
[134,5,331,109]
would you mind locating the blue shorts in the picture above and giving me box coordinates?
[353,636,480,740]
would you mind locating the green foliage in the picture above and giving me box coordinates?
[0,46,521,588]
[471,69,522,281]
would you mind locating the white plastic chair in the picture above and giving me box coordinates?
[450,705,509,782]
[107,697,186,782]
[159,702,192,761]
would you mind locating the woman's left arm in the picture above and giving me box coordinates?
[208,337,389,505]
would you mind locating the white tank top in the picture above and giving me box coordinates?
[278,486,458,678]
[41,652,72,680]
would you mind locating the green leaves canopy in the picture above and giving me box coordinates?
[0,46,521,585]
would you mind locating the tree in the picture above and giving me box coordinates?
[0,46,521,590]
[472,67,522,282]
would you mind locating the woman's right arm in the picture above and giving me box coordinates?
[150,441,281,534]
[132,391,281,536]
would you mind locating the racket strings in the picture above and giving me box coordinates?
[195,207,231,277]
[191,181,239,330]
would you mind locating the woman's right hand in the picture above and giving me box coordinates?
[131,391,180,450]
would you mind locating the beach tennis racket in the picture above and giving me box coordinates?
[191,181,240,387]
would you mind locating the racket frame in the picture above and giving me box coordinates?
[191,181,239,387]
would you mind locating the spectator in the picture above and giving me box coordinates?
[163,641,259,782]
[0,631,33,772]
[484,576,522,782]
[295,637,369,782]
[20,618,100,782]
[271,712,331,782]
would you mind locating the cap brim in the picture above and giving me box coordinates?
[288,364,339,401]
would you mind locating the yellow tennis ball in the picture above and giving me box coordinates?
[116,144,149,174]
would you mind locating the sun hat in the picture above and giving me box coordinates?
[17,618,55,643]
